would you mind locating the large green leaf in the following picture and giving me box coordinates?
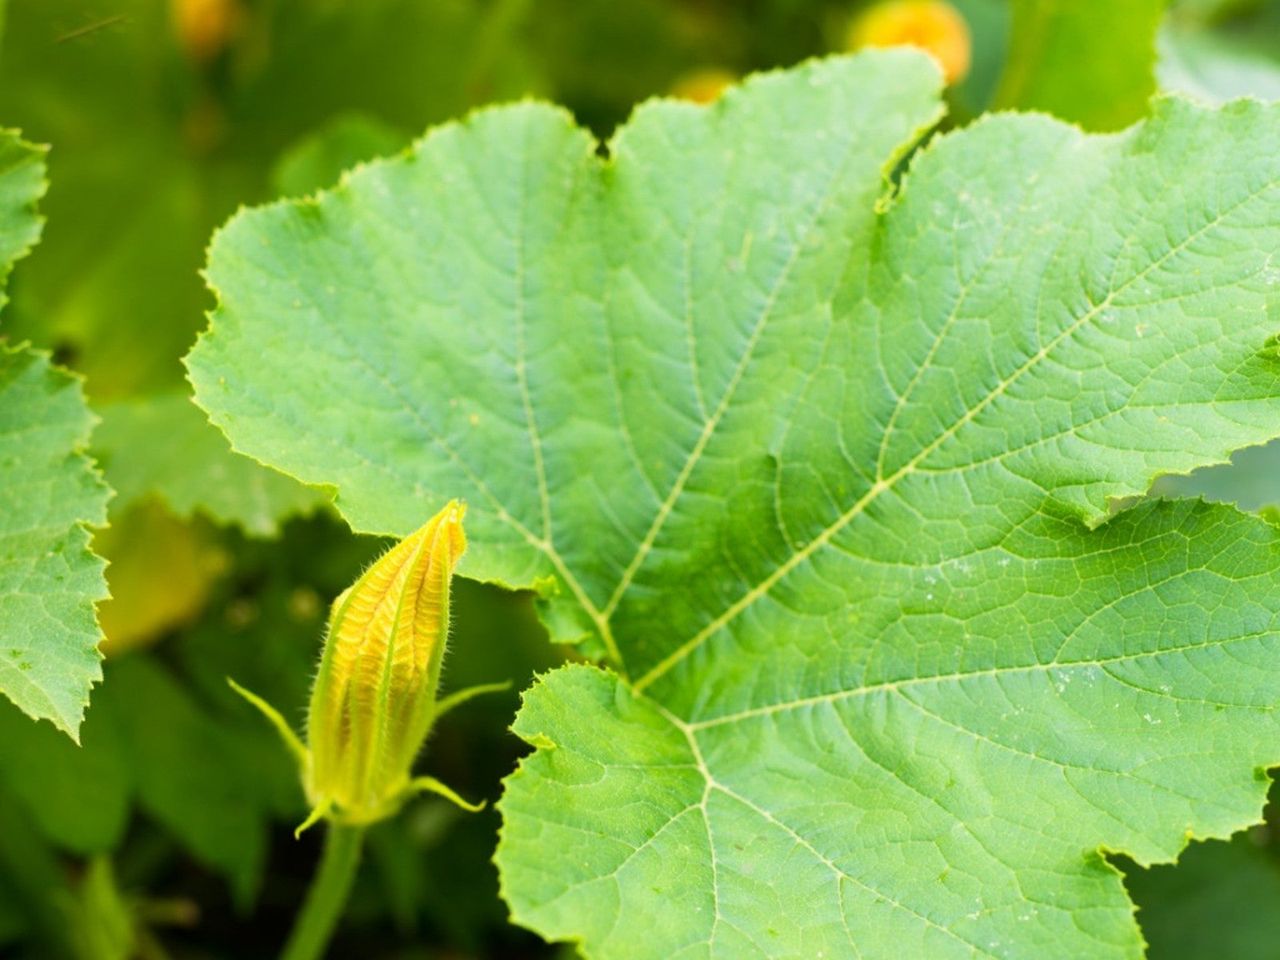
[187,54,1280,958]
[0,690,128,853]
[0,130,108,739]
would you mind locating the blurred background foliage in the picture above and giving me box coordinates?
[0,0,1277,956]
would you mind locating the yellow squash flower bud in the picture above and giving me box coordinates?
[847,1,972,85]
[306,500,466,824]
[230,500,506,835]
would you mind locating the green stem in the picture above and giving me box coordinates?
[281,825,364,960]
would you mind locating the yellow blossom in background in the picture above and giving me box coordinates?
[171,0,243,62]
[847,0,971,85]
[95,503,229,658]
[671,67,738,104]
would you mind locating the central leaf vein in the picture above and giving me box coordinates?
[629,174,1279,694]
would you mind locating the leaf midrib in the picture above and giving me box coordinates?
[626,171,1280,695]
[596,105,897,629]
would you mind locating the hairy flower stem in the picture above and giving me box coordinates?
[281,824,365,960]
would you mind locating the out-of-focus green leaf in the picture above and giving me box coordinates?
[1154,440,1280,514]
[995,0,1166,129]
[0,0,206,398]
[68,859,134,960]
[272,114,409,198]
[98,656,271,908]
[0,692,129,853]
[1170,0,1257,20]
[0,0,544,399]
[1127,830,1280,959]
[0,784,74,958]
[220,0,545,159]
[947,0,1011,118]
[0,635,301,908]
[0,128,43,302]
[0,893,21,947]
[364,812,446,935]
[93,392,328,536]
[1158,22,1280,103]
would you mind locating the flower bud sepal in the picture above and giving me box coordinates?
[228,674,504,835]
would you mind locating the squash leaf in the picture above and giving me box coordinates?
[187,53,1280,957]
[0,131,109,739]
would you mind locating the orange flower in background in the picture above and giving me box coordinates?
[848,0,972,85]
[172,0,243,62]
[671,67,739,104]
